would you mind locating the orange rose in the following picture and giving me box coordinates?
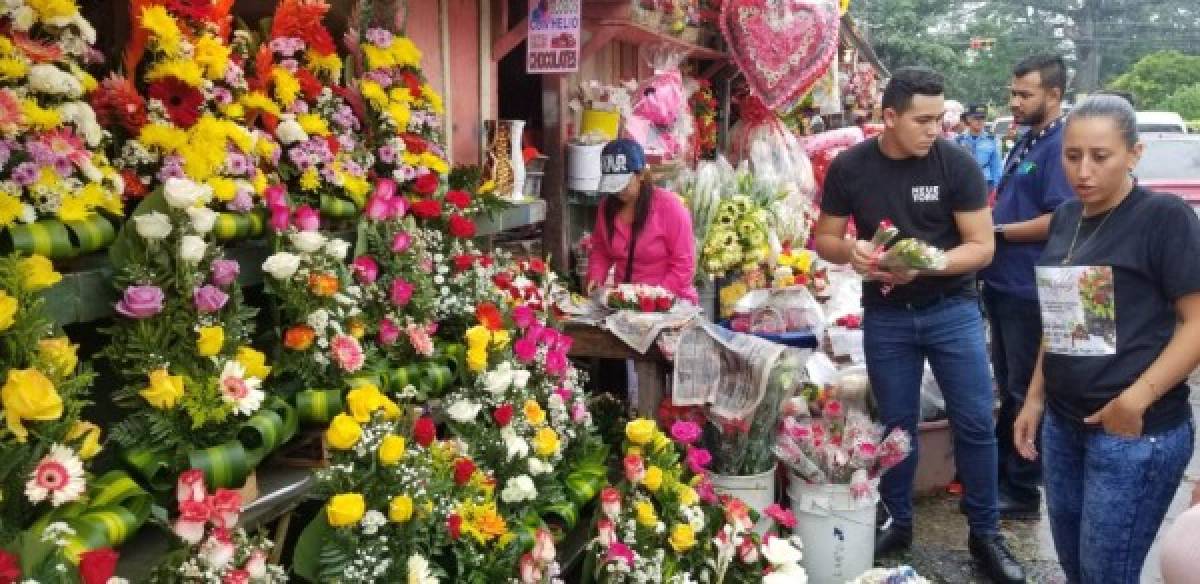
[284,325,316,350]
[308,273,340,297]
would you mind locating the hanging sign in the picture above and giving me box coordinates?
[526,0,581,74]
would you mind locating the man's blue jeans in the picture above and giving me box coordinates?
[1042,408,1194,584]
[864,296,1000,535]
[984,286,1044,503]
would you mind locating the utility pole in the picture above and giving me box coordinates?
[1075,1,1100,92]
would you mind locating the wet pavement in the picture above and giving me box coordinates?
[874,389,1200,583]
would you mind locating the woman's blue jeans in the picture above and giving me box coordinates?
[1042,408,1194,584]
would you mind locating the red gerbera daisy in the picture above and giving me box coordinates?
[147,78,204,128]
[91,74,148,134]
[167,0,213,22]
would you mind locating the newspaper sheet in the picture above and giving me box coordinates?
[604,305,702,354]
[672,321,788,419]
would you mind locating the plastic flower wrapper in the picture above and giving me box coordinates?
[102,177,293,491]
[774,406,912,501]
[107,2,282,227]
[245,0,372,226]
[584,417,807,583]
[296,402,527,582]
[150,470,286,583]
[882,238,948,271]
[870,219,899,249]
[0,1,125,247]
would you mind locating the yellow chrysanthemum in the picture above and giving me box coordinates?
[252,170,268,195]
[340,172,369,201]
[207,177,237,202]
[297,113,329,136]
[239,92,282,118]
[362,44,395,71]
[360,80,387,111]
[146,59,205,88]
[221,102,245,121]
[28,0,77,25]
[387,101,410,130]
[0,193,22,228]
[21,100,60,131]
[0,37,13,55]
[423,85,444,115]
[299,167,320,191]
[0,58,28,82]
[56,195,89,222]
[391,37,423,68]
[305,50,342,79]
[193,34,231,81]
[138,123,188,153]
[419,153,448,175]
[140,6,182,56]
[252,134,276,160]
[388,87,411,104]
[271,67,301,107]
[101,192,123,216]
[77,182,106,207]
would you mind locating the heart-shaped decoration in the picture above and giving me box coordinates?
[720,0,840,110]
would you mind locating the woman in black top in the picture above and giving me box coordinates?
[1014,95,1200,583]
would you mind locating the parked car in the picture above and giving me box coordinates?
[1136,111,1188,134]
[1134,133,1200,214]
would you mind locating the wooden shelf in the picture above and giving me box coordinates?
[581,1,726,62]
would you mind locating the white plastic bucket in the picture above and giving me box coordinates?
[711,464,777,533]
[566,142,605,192]
[788,477,876,583]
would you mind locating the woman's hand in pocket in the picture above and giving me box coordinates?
[1083,388,1151,438]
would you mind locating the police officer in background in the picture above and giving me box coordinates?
[958,104,1003,191]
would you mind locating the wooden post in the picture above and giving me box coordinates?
[542,73,570,272]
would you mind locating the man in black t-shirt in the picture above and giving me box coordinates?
[813,67,1025,584]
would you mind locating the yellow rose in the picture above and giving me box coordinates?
[642,465,664,492]
[378,434,406,465]
[625,419,657,446]
[66,420,102,460]
[139,368,185,409]
[464,325,491,351]
[668,524,697,552]
[2,368,62,441]
[652,431,672,453]
[345,383,385,423]
[324,413,362,450]
[379,396,401,420]
[634,500,658,527]
[533,427,560,457]
[18,255,61,291]
[0,290,17,331]
[490,329,510,349]
[326,493,366,527]
[196,326,225,357]
[625,445,643,457]
[524,399,546,426]
[677,484,699,507]
[235,347,271,380]
[389,494,414,523]
[37,337,78,376]
[466,347,488,372]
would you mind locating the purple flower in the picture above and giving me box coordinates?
[377,144,397,164]
[115,285,164,319]
[210,259,240,288]
[226,191,254,213]
[52,156,73,177]
[225,153,249,176]
[333,106,358,130]
[211,87,233,106]
[269,37,302,57]
[364,69,392,87]
[12,162,38,186]
[280,59,300,74]
[193,284,229,313]
[365,28,393,47]
[26,141,54,165]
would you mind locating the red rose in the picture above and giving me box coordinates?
[0,550,20,584]
[529,258,546,274]
[78,548,119,584]
[448,214,476,238]
[655,296,672,311]
[479,255,494,268]
[410,199,441,220]
[638,296,656,312]
[493,403,514,426]
[453,458,476,486]
[453,254,475,272]
[476,303,503,331]
[447,513,463,540]
[413,416,437,447]
[401,133,427,155]
[444,190,471,209]
[492,272,513,289]
[414,173,439,195]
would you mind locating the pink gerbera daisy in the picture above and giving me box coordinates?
[330,334,365,372]
[26,444,86,507]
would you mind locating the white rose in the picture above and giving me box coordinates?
[274,116,308,145]
[512,369,531,389]
[483,368,513,394]
[262,252,301,280]
[179,235,207,263]
[29,64,83,98]
[11,6,33,31]
[528,457,551,476]
[288,231,326,254]
[324,238,350,260]
[500,426,529,461]
[500,475,537,504]
[164,178,212,209]
[133,211,172,240]
[186,207,218,234]
[446,400,482,423]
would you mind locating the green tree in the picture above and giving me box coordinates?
[1160,84,1200,121]
[1109,51,1200,109]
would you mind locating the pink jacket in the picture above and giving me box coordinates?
[587,187,698,304]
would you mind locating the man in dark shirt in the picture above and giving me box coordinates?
[981,54,1074,519]
[813,67,1025,584]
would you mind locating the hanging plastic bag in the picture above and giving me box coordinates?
[624,47,693,161]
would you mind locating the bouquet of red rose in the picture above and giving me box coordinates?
[605,283,676,313]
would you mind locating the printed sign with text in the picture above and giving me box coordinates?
[526,0,581,74]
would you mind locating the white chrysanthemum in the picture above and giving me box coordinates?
[25,444,86,507]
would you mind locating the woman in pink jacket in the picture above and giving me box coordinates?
[585,139,698,303]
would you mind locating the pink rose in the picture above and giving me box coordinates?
[687,447,713,474]
[512,304,536,329]
[533,528,555,564]
[268,205,291,232]
[514,336,537,363]
[607,542,635,566]
[293,205,320,231]
[623,454,645,483]
[389,195,408,218]
[210,259,240,288]
[177,469,207,504]
[373,177,397,199]
[174,500,210,544]
[519,554,542,584]
[764,503,796,529]
[193,285,229,314]
[365,194,392,221]
[223,569,250,584]
[597,517,617,546]
[351,256,379,284]
[670,421,702,444]
[378,318,400,345]
[331,334,365,372]
[737,536,760,563]
[544,350,568,377]
[600,486,621,519]
[207,489,241,529]
[263,184,287,208]
[389,278,414,306]
[391,231,412,253]
[115,285,164,319]
[696,477,718,504]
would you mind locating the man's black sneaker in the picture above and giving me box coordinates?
[969,532,1026,583]
[875,523,913,556]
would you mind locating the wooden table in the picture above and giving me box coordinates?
[563,322,668,416]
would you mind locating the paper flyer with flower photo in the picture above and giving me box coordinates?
[1036,266,1117,356]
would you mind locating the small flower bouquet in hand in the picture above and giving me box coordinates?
[870,219,900,249]
[605,283,676,313]
[882,238,948,271]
